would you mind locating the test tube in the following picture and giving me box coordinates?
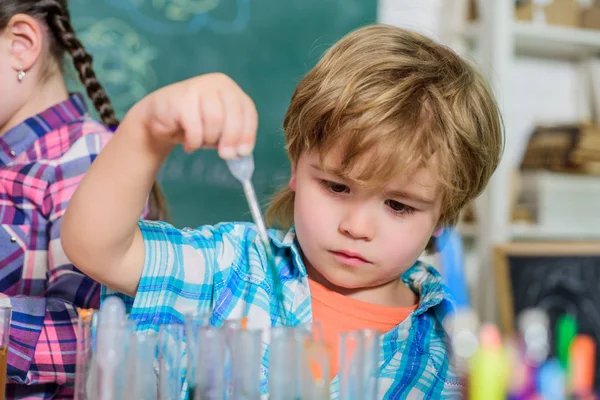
[194,326,226,400]
[297,322,323,343]
[75,309,94,400]
[230,329,263,400]
[96,297,127,400]
[339,330,381,400]
[223,318,242,397]
[0,304,12,400]
[269,327,310,400]
[159,324,184,400]
[123,330,158,400]
[109,320,139,396]
[300,339,330,400]
[298,322,327,398]
[78,311,101,400]
[185,312,209,398]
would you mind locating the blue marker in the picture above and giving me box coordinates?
[436,227,469,308]
[537,359,566,400]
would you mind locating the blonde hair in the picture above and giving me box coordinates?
[267,24,504,252]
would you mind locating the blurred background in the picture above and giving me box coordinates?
[67,0,600,381]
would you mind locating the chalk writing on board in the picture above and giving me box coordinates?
[102,0,251,35]
[131,0,220,19]
[160,156,289,190]
[71,18,158,118]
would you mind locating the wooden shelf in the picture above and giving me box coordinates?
[454,222,600,241]
[510,223,600,240]
[463,22,600,59]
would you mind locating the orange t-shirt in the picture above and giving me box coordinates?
[308,278,418,379]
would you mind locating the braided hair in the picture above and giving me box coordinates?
[1,0,168,221]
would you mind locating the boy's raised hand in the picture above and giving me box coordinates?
[135,72,258,159]
[62,73,258,297]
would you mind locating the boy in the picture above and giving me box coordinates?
[62,24,503,398]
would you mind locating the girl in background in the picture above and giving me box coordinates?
[0,1,166,397]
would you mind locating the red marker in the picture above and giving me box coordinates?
[569,334,596,399]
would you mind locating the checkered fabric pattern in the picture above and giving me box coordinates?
[0,94,112,399]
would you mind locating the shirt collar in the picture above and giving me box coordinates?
[0,93,88,165]
[268,225,307,277]
[402,261,456,317]
[269,225,296,248]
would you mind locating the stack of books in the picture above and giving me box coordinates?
[520,123,600,175]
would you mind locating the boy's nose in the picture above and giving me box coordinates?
[338,207,375,241]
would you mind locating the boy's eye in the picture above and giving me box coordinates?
[385,199,415,215]
[321,180,349,193]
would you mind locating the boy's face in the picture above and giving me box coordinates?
[291,150,443,305]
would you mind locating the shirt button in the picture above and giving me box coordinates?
[9,150,16,157]
[10,237,16,243]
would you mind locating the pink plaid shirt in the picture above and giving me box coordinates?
[0,94,112,399]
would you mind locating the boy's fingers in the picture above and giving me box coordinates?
[199,91,225,147]
[238,94,258,157]
[218,90,245,160]
[179,96,205,153]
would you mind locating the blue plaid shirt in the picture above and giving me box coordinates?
[103,220,462,399]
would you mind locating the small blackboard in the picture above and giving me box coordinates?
[494,242,600,389]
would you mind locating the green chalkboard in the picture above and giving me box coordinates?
[68,0,377,228]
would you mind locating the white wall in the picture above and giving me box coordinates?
[507,58,584,166]
[378,0,442,39]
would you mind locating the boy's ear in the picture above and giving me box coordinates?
[7,14,44,72]
[289,165,297,191]
[433,226,444,238]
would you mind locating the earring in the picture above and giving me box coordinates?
[17,65,25,82]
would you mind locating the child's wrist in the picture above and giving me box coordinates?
[123,100,175,161]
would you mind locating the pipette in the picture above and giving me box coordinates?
[226,155,289,324]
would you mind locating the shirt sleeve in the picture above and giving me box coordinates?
[6,129,111,385]
[103,221,249,331]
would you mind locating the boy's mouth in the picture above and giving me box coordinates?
[329,250,371,265]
